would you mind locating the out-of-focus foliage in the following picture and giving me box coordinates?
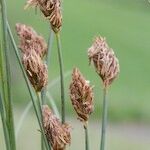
[6,0,150,122]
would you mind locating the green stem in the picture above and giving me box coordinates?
[41,30,54,150]
[0,0,16,149]
[55,33,65,123]
[0,22,11,150]
[100,88,108,150]
[47,29,54,66]
[0,93,11,150]
[7,31,16,150]
[46,92,60,119]
[16,101,32,139]
[84,123,89,150]
[7,23,51,150]
[41,29,54,106]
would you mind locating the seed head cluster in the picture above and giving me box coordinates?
[16,23,47,58]
[16,23,48,92]
[70,68,94,123]
[42,105,71,150]
[88,37,120,87]
[25,0,62,33]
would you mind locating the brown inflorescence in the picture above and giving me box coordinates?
[88,37,120,88]
[70,68,94,123]
[16,23,48,92]
[22,50,48,92]
[16,23,47,58]
[25,0,62,33]
[42,105,71,150]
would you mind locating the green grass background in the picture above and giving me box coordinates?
[4,0,150,122]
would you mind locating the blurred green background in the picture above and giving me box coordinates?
[1,0,150,149]
[7,0,150,122]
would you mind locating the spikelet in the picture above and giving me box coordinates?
[88,37,120,88]
[25,0,62,33]
[70,68,94,123]
[16,23,47,58]
[42,105,71,150]
[22,50,48,92]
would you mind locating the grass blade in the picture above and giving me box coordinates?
[0,93,11,150]
[48,71,71,90]
[0,0,16,149]
[41,29,54,105]
[46,92,60,119]
[41,29,54,150]
[56,33,65,123]
[16,101,32,139]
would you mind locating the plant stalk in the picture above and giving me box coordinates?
[41,29,54,150]
[0,93,11,150]
[46,92,60,119]
[100,88,108,150]
[41,29,54,106]
[0,0,16,149]
[84,122,89,150]
[55,33,65,123]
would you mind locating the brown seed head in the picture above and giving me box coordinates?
[25,0,62,33]
[42,105,71,150]
[70,68,94,123]
[16,23,47,58]
[23,50,48,92]
[88,37,120,88]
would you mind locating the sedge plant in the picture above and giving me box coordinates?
[88,37,120,150]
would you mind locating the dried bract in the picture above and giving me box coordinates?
[42,105,71,150]
[70,68,94,122]
[25,0,62,33]
[23,50,48,91]
[88,37,120,87]
[16,23,47,58]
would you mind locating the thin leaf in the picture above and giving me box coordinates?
[48,71,71,89]
[46,92,60,119]
[16,101,32,139]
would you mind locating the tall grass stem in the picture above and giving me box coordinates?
[41,30,54,105]
[41,29,54,150]
[0,0,16,149]
[100,88,108,150]
[0,93,11,150]
[84,123,89,150]
[46,92,60,118]
[56,33,65,123]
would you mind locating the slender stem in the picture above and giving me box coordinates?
[0,93,11,150]
[100,88,108,150]
[46,92,60,119]
[84,123,89,150]
[55,33,65,123]
[0,0,16,149]
[41,29,54,150]
[41,29,54,106]
[47,29,54,66]
[0,17,11,150]
[16,101,32,139]
[7,31,16,150]
[36,92,42,120]
[7,23,51,150]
